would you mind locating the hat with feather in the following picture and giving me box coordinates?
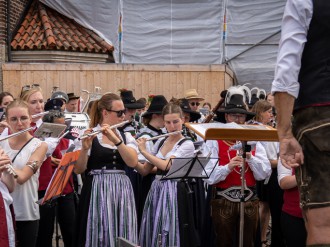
[214,86,255,123]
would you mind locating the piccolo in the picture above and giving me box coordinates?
[0,127,34,142]
[79,120,129,140]
[145,130,183,141]
[32,111,50,118]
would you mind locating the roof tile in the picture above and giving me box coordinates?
[11,1,113,54]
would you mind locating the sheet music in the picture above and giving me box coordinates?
[162,157,211,180]
[34,122,67,140]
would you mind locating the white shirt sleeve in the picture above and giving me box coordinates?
[247,142,272,181]
[271,0,313,98]
[277,159,293,184]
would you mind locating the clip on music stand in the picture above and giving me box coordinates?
[37,149,80,205]
[161,155,218,193]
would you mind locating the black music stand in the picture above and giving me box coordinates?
[161,155,218,193]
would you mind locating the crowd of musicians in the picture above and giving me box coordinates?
[0,85,306,247]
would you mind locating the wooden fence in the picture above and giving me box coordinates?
[2,63,234,107]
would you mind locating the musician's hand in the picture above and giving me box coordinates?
[0,153,11,172]
[228,156,243,171]
[81,128,95,151]
[279,136,304,169]
[101,124,121,144]
[136,138,147,153]
[51,156,61,166]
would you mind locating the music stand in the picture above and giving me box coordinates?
[38,149,80,205]
[161,155,218,193]
[185,122,278,247]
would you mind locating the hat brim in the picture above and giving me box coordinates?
[185,97,204,101]
[69,96,80,100]
[182,109,201,122]
[124,102,145,109]
[213,108,255,123]
[142,110,163,118]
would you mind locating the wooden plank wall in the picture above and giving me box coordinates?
[2,63,234,108]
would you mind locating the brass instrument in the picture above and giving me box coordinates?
[78,120,129,140]
[0,127,34,142]
[144,130,183,141]
[80,87,103,112]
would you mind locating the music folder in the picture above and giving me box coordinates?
[37,149,80,205]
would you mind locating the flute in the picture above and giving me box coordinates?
[145,130,183,141]
[0,127,34,142]
[32,111,49,118]
[78,120,129,140]
[5,164,18,178]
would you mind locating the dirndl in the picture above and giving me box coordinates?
[85,170,138,247]
[139,177,180,247]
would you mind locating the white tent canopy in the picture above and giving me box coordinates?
[40,0,286,92]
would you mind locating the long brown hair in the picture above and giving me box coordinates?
[250,100,272,122]
[89,93,121,127]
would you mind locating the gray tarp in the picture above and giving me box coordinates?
[40,0,286,92]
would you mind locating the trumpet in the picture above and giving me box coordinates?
[32,111,50,119]
[144,130,183,141]
[0,127,34,142]
[78,120,129,140]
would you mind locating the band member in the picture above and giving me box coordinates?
[278,160,307,247]
[0,147,16,247]
[0,100,47,247]
[65,93,80,113]
[182,88,205,122]
[74,93,138,246]
[136,102,199,247]
[204,87,271,247]
[119,90,145,137]
[36,99,76,247]
[135,95,168,229]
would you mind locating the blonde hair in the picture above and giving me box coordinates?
[20,88,43,102]
[6,99,30,118]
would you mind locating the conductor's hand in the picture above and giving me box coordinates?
[228,156,243,171]
[279,135,304,169]
[136,138,147,153]
[81,128,95,151]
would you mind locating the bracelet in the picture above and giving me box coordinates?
[26,161,39,174]
[115,140,123,147]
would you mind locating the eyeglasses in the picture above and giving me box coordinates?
[9,116,30,124]
[190,102,200,107]
[227,114,246,121]
[106,109,126,117]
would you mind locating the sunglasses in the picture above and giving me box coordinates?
[190,102,200,107]
[107,109,126,117]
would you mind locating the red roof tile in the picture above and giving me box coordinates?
[11,1,114,54]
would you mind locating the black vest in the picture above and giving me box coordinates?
[296,0,330,110]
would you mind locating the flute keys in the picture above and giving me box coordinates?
[5,164,18,178]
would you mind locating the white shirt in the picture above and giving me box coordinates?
[0,138,43,221]
[0,181,15,247]
[271,0,313,98]
[204,140,271,185]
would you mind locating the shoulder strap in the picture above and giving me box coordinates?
[119,131,127,144]
[12,137,35,163]
[156,137,189,153]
